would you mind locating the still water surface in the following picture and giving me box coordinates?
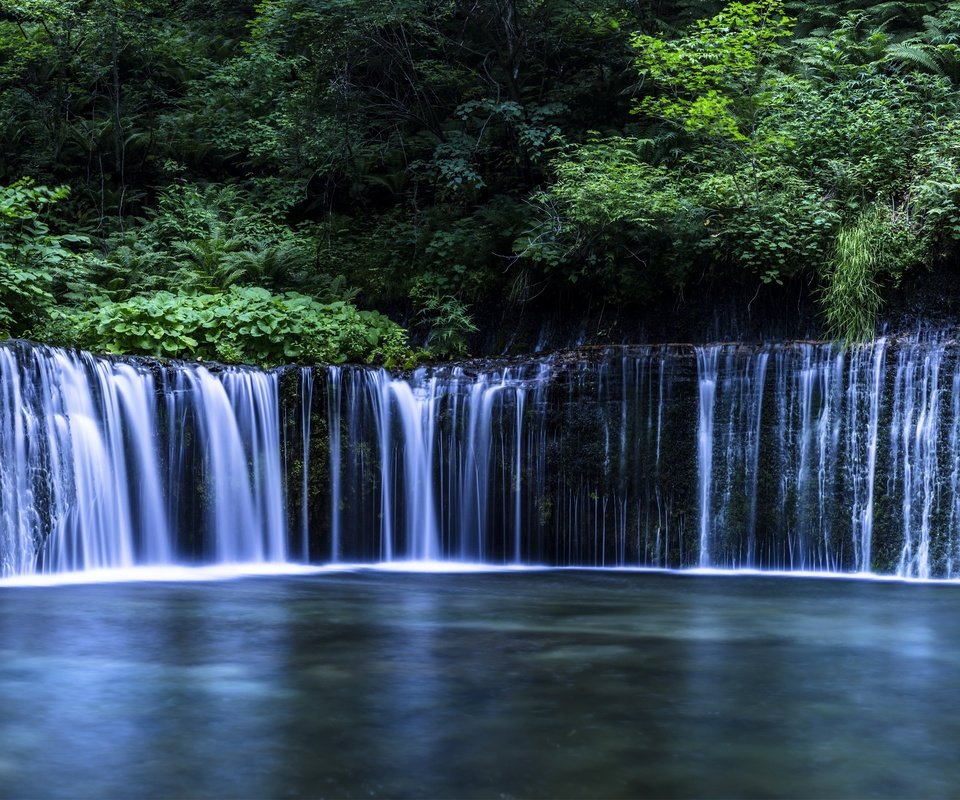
[0,569,957,799]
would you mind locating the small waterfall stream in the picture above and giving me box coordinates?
[320,365,551,564]
[9,336,960,578]
[696,349,719,567]
[0,342,286,576]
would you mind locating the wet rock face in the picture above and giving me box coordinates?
[304,337,960,577]
[5,336,960,578]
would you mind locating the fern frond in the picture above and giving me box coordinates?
[885,42,943,73]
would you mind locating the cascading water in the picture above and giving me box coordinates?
[696,348,719,567]
[322,364,551,564]
[314,335,960,577]
[12,335,960,578]
[847,339,886,572]
[0,342,286,576]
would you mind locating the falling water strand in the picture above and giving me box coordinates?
[949,367,960,577]
[696,347,720,567]
[388,375,442,560]
[855,339,886,572]
[322,367,340,562]
[0,344,288,576]
[513,381,525,564]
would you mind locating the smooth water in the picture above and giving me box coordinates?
[2,570,958,799]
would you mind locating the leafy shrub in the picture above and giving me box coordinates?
[86,183,355,302]
[695,169,840,285]
[0,180,88,336]
[58,286,412,367]
[520,137,702,299]
[911,120,960,247]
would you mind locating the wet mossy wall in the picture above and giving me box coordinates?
[21,340,952,574]
[287,339,960,577]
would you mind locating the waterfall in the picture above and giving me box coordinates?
[298,367,315,560]
[894,340,945,579]
[848,339,886,572]
[327,365,550,563]
[12,335,960,578]
[0,342,286,576]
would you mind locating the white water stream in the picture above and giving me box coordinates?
[6,337,960,577]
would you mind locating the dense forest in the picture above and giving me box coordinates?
[3,0,960,364]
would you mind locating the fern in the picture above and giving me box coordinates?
[866,2,941,25]
[885,42,943,73]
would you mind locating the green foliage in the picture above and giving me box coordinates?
[822,204,925,342]
[7,0,960,355]
[767,71,953,202]
[632,1,794,142]
[83,182,355,302]
[822,216,883,343]
[910,119,960,243]
[410,288,478,359]
[59,287,412,366]
[0,179,87,336]
[536,1,960,329]
[547,138,689,230]
[518,136,701,297]
[696,169,840,284]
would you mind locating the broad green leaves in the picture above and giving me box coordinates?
[65,287,412,366]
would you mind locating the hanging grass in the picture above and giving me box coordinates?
[822,209,884,343]
[821,203,921,343]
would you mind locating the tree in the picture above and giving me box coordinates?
[632,1,794,147]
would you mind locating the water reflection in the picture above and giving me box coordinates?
[0,572,960,798]
[0,587,298,798]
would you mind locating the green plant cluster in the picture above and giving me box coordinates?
[58,287,411,366]
[0,179,87,337]
[532,1,960,339]
[6,1,960,352]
